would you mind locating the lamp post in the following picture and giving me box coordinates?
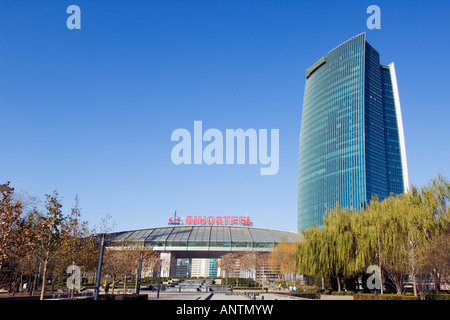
[136,251,144,295]
[157,259,162,299]
[94,233,106,300]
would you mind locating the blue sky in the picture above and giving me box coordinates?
[1,0,449,233]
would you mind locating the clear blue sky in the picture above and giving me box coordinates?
[1,0,449,233]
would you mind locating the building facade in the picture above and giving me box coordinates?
[108,225,302,279]
[297,33,409,231]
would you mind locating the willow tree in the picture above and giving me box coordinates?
[424,223,450,293]
[427,174,450,225]
[322,205,359,291]
[397,187,436,296]
[416,175,450,293]
[382,195,413,294]
[358,197,392,294]
[296,226,322,278]
[296,174,450,295]
[296,225,340,289]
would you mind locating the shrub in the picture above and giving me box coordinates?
[234,287,268,292]
[98,294,149,300]
[332,291,345,295]
[354,294,419,300]
[345,291,355,295]
[283,292,321,299]
[354,294,374,300]
[425,293,450,300]
[375,294,418,301]
[295,285,320,293]
[295,292,321,299]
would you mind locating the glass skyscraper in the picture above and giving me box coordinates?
[297,33,409,231]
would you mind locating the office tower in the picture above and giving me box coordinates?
[297,33,409,231]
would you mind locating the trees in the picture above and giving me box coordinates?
[358,197,390,294]
[295,174,450,296]
[0,184,35,268]
[416,175,450,294]
[323,205,359,291]
[102,247,125,294]
[0,184,22,264]
[270,238,298,284]
[102,243,159,294]
[134,246,160,292]
[296,206,359,292]
[33,191,67,300]
[239,251,258,280]
[0,186,61,297]
[397,188,434,296]
[255,252,270,284]
[1,183,163,298]
[1,184,99,298]
[216,251,274,285]
[0,184,39,294]
[56,195,98,297]
[378,196,409,294]
[217,253,237,283]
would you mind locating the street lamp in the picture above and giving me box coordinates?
[136,251,144,295]
[94,233,106,300]
[157,259,162,299]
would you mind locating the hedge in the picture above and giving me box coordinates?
[291,292,321,299]
[277,292,321,299]
[425,294,450,300]
[95,294,149,300]
[234,287,268,292]
[354,294,418,300]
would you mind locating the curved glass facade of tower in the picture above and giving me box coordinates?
[297,33,409,231]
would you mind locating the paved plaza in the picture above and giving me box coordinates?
[145,292,352,300]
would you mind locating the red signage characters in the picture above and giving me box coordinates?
[184,216,252,226]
